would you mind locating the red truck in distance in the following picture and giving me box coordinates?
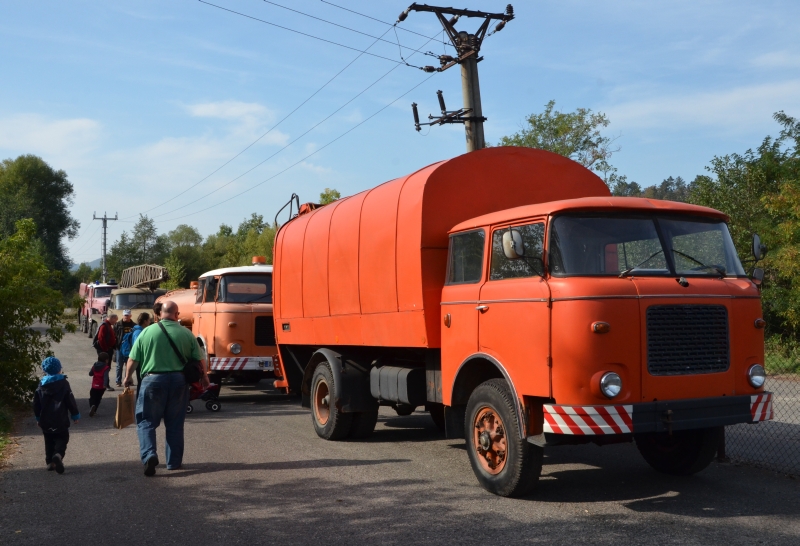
[78,280,118,337]
[271,147,771,497]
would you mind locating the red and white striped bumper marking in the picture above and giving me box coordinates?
[543,404,634,435]
[750,393,773,422]
[210,357,274,371]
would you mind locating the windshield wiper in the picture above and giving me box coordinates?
[619,250,665,278]
[671,249,726,277]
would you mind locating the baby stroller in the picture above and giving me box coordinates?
[186,382,221,413]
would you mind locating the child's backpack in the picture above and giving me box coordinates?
[120,331,134,358]
[91,324,101,350]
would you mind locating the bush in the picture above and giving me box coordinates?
[765,336,800,375]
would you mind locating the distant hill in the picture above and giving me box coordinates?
[70,258,101,272]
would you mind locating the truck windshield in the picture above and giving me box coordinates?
[114,293,156,309]
[218,274,273,303]
[93,287,114,297]
[549,214,746,277]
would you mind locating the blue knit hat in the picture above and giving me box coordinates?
[42,356,62,375]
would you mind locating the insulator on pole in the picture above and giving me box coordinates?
[397,8,410,22]
[493,20,506,33]
[437,90,447,114]
[448,14,460,25]
[506,5,514,17]
[412,102,421,131]
[422,65,437,73]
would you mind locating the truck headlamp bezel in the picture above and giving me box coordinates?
[747,364,766,388]
[600,372,622,399]
[229,343,242,355]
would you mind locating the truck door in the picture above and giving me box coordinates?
[441,229,487,405]
[198,276,218,354]
[479,222,551,398]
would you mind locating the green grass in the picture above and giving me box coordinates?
[765,336,800,375]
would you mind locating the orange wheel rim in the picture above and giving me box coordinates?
[472,407,508,475]
[313,378,330,426]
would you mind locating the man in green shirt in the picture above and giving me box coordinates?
[124,300,207,476]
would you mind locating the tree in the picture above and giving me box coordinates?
[106,215,169,278]
[0,155,79,273]
[0,219,70,405]
[161,254,187,291]
[642,176,693,203]
[167,224,205,283]
[319,188,341,205]
[497,100,618,172]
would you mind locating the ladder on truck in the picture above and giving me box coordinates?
[120,264,169,290]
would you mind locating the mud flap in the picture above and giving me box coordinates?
[444,405,466,439]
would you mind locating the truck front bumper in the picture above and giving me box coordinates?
[209,356,276,372]
[543,393,773,436]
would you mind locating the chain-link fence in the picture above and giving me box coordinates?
[725,347,800,475]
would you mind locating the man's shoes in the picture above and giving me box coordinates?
[52,454,64,474]
[89,405,97,417]
[144,455,159,477]
[115,382,122,387]
[106,386,115,392]
[47,462,55,471]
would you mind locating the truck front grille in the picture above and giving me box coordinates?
[254,316,276,346]
[646,304,729,376]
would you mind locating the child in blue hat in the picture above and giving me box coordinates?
[33,356,80,474]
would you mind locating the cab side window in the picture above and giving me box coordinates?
[195,279,206,304]
[446,229,485,284]
[490,223,545,280]
[204,278,217,303]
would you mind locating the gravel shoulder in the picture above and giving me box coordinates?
[1,330,799,545]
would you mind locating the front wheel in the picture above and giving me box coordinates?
[310,362,352,441]
[635,426,722,475]
[465,379,542,497]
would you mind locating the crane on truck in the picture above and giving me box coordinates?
[271,146,772,497]
[105,265,169,331]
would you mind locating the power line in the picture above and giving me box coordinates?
[153,61,402,219]
[261,0,440,56]
[319,0,452,44]
[159,72,437,224]
[69,224,101,252]
[129,23,398,220]
[152,26,442,220]
[198,0,423,67]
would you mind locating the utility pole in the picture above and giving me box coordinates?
[93,212,118,283]
[401,4,514,152]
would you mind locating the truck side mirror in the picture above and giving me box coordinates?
[752,267,764,286]
[502,229,524,259]
[752,234,767,261]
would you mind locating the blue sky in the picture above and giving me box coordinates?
[1,0,798,264]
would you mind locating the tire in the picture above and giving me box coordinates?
[186,404,194,414]
[206,401,221,412]
[465,379,543,497]
[89,321,97,339]
[427,403,446,432]
[394,404,416,416]
[310,362,352,441]
[635,426,722,476]
[348,410,379,439]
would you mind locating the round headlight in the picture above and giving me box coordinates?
[229,343,242,355]
[600,372,622,399]
[748,364,766,388]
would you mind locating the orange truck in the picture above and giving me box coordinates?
[158,258,277,385]
[271,147,772,497]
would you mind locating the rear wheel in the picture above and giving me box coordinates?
[89,321,97,338]
[311,363,352,440]
[635,426,722,475]
[348,410,379,439]
[465,379,542,497]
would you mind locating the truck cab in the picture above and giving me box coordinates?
[193,258,277,385]
[78,280,118,337]
[107,287,167,325]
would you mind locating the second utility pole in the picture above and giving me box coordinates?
[93,212,118,283]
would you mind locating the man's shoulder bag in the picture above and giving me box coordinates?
[158,322,203,383]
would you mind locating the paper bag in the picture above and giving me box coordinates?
[115,387,136,429]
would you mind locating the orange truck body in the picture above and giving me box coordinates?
[157,261,277,383]
[272,147,771,495]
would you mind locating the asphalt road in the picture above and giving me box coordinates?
[2,330,799,545]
